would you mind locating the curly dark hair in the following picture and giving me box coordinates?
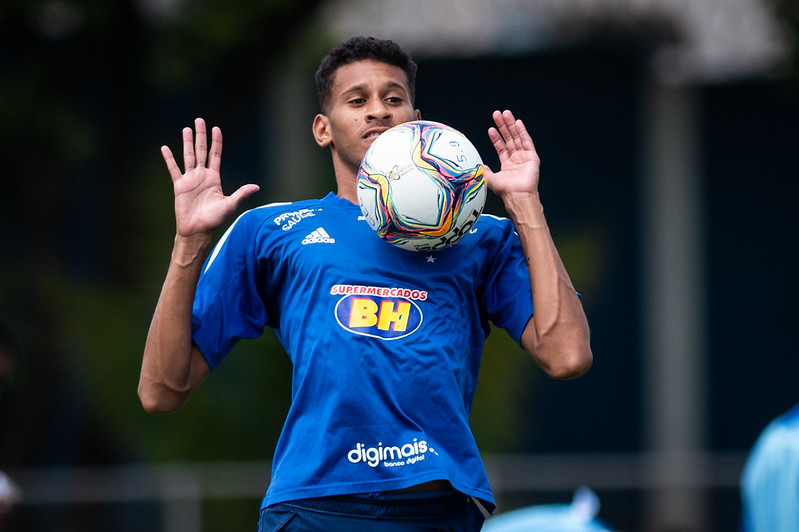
[315,36,417,113]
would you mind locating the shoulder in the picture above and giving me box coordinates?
[477,212,513,229]
[243,198,323,221]
[230,198,327,234]
[776,403,799,429]
[474,212,517,242]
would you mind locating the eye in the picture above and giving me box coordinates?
[348,97,366,105]
[386,96,403,105]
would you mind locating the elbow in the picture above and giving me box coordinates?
[138,381,183,414]
[137,347,207,414]
[522,317,593,380]
[540,344,593,380]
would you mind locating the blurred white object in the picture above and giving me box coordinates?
[0,471,23,512]
[325,0,786,83]
[482,486,613,532]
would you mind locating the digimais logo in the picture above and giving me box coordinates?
[347,438,437,468]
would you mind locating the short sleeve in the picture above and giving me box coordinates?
[191,210,271,369]
[477,218,534,345]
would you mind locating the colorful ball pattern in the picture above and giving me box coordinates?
[356,120,486,252]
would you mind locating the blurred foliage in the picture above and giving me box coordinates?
[0,0,328,468]
[472,328,538,451]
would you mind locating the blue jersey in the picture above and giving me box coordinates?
[740,404,799,532]
[192,192,534,512]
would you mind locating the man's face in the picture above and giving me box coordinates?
[314,59,420,175]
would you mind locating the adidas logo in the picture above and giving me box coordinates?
[302,227,336,245]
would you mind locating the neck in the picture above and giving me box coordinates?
[332,157,359,205]
[335,176,358,204]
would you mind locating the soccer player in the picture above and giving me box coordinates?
[138,36,592,531]
[0,320,22,523]
[740,404,799,532]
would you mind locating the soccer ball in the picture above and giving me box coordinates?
[357,120,486,252]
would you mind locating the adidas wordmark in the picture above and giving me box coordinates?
[302,227,335,245]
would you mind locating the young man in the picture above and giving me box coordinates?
[740,403,799,532]
[138,37,592,531]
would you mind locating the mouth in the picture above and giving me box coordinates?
[363,127,389,141]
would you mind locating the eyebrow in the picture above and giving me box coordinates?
[340,81,409,98]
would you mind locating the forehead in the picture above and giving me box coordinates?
[329,60,410,97]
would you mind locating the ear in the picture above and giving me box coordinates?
[413,109,421,120]
[313,114,332,147]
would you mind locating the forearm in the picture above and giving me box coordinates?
[138,234,212,412]
[504,192,592,378]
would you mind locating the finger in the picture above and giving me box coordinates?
[493,110,516,150]
[209,126,223,173]
[481,164,496,182]
[519,120,538,157]
[161,145,183,183]
[182,126,196,170]
[195,118,208,167]
[491,110,506,136]
[513,118,536,152]
[487,126,509,162]
[508,117,539,164]
[228,183,261,208]
[501,110,525,152]
[482,165,502,194]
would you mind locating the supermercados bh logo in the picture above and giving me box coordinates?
[331,284,425,340]
[347,438,439,469]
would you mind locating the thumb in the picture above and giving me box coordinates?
[482,165,502,193]
[228,184,261,208]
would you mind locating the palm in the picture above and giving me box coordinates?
[172,165,232,235]
[484,110,540,197]
[162,118,259,237]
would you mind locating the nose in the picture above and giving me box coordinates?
[366,99,391,120]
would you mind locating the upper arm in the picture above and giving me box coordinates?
[191,210,274,368]
[187,342,212,390]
